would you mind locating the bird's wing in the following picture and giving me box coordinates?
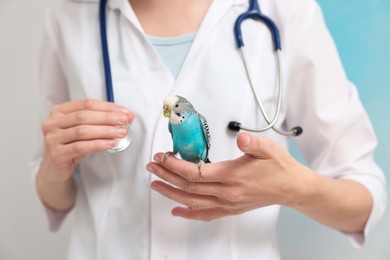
[168,121,177,152]
[199,114,211,151]
[168,121,173,139]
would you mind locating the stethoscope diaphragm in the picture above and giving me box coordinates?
[107,124,132,153]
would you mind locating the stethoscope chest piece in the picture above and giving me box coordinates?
[107,124,132,153]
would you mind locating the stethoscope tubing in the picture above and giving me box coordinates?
[230,0,302,136]
[99,0,302,137]
[99,0,115,103]
[234,0,281,50]
[239,46,283,132]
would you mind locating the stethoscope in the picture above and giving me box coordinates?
[99,0,302,152]
[100,0,132,153]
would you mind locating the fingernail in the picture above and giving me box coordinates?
[146,163,154,172]
[242,134,251,148]
[118,107,129,114]
[106,140,116,148]
[116,127,127,137]
[151,182,159,191]
[117,114,128,124]
[153,154,162,162]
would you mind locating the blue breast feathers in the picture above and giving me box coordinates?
[170,113,209,163]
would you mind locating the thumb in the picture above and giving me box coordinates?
[237,132,273,159]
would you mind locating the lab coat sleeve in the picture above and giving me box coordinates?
[30,8,73,232]
[283,0,386,247]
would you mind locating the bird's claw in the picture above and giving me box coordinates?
[198,160,205,176]
[161,152,205,176]
[160,151,176,164]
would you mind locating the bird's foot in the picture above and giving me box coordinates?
[160,151,177,164]
[198,160,205,176]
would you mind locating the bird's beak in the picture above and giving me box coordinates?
[163,105,171,118]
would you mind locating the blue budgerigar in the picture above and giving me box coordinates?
[162,95,211,172]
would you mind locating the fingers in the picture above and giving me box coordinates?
[54,110,131,129]
[147,159,248,211]
[151,180,225,210]
[171,207,238,222]
[50,125,128,144]
[51,99,129,115]
[41,99,134,177]
[147,162,226,196]
[62,139,117,159]
[42,99,133,147]
[150,178,253,221]
[47,99,133,130]
[153,183,245,221]
[50,139,117,165]
[152,153,228,183]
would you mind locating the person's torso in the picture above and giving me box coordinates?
[48,0,308,258]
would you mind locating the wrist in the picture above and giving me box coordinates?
[37,173,77,212]
[39,153,74,184]
[37,159,77,212]
[282,164,320,209]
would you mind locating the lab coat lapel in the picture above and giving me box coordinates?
[108,0,144,34]
[177,0,236,82]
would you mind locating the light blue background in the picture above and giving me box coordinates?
[278,1,390,259]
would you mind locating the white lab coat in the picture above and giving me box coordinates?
[32,0,386,259]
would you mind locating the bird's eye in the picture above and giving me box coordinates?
[175,104,179,108]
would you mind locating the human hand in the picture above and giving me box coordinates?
[40,99,133,183]
[146,132,311,221]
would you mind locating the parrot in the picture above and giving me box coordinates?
[162,95,211,174]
